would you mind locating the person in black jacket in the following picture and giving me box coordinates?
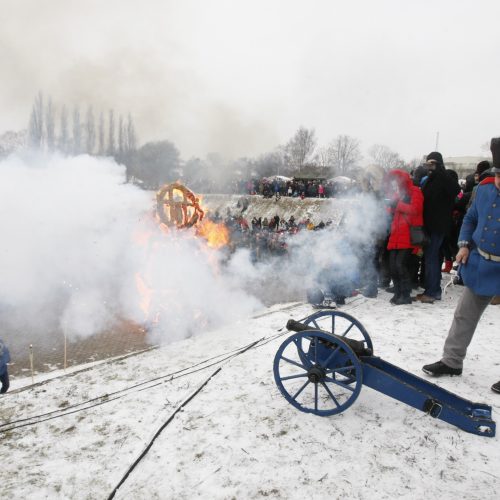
[415,152,460,303]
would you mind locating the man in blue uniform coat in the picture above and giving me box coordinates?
[0,338,10,394]
[423,137,500,393]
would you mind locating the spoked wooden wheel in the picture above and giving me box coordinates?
[273,331,363,416]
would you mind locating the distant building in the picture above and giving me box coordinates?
[444,156,492,179]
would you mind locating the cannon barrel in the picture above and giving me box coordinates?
[286,319,373,356]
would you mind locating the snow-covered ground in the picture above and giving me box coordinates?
[1,285,499,500]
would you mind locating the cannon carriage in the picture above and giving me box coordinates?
[273,310,496,437]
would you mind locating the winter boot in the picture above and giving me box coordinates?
[393,295,412,305]
[422,361,462,377]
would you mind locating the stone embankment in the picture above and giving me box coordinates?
[200,194,346,225]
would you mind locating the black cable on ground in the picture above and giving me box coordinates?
[106,366,221,500]
[106,337,262,499]
[0,338,267,433]
[0,339,252,427]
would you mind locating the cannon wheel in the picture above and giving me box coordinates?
[273,330,363,416]
[303,310,373,354]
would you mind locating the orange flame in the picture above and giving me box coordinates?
[196,219,230,249]
[135,272,152,320]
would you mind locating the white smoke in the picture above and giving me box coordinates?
[222,193,389,304]
[0,152,389,348]
[0,152,260,344]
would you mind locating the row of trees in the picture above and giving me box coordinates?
[127,129,413,191]
[25,92,413,190]
[27,92,138,161]
[278,126,407,175]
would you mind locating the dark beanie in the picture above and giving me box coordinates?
[491,137,500,168]
[426,151,444,165]
[475,160,490,175]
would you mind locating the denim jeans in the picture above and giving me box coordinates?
[424,232,445,299]
[0,370,9,394]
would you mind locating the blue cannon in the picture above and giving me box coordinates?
[273,310,495,437]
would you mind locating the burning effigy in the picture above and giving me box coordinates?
[155,182,229,249]
[156,182,205,228]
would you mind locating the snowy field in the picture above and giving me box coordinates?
[1,284,499,500]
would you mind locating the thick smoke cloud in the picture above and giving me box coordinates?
[0,153,260,344]
[0,152,389,350]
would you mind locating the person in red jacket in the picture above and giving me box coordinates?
[386,170,424,305]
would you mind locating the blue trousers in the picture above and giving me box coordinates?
[0,370,9,394]
[424,232,444,299]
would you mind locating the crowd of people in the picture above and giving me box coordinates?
[208,209,332,262]
[353,150,499,309]
[358,143,499,394]
[191,176,355,198]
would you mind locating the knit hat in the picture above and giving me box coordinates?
[475,160,491,175]
[426,151,444,166]
[490,137,500,172]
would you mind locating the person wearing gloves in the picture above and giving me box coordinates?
[423,137,500,394]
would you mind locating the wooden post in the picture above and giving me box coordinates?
[29,344,34,385]
[64,332,67,371]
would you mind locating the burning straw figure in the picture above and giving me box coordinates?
[0,338,10,394]
[423,137,500,394]
[156,182,204,229]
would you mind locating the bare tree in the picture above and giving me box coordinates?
[98,111,105,155]
[28,92,44,149]
[72,106,82,154]
[118,115,125,156]
[329,134,362,175]
[122,114,138,182]
[85,105,96,154]
[284,126,317,171]
[107,109,115,155]
[126,113,137,152]
[254,150,286,177]
[315,145,334,167]
[407,157,423,172]
[133,140,179,189]
[59,105,69,153]
[368,144,404,170]
[45,97,56,152]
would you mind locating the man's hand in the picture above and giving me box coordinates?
[456,247,470,265]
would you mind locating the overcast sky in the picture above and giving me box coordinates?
[2,0,499,161]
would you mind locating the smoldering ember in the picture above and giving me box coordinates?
[2,2,500,499]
